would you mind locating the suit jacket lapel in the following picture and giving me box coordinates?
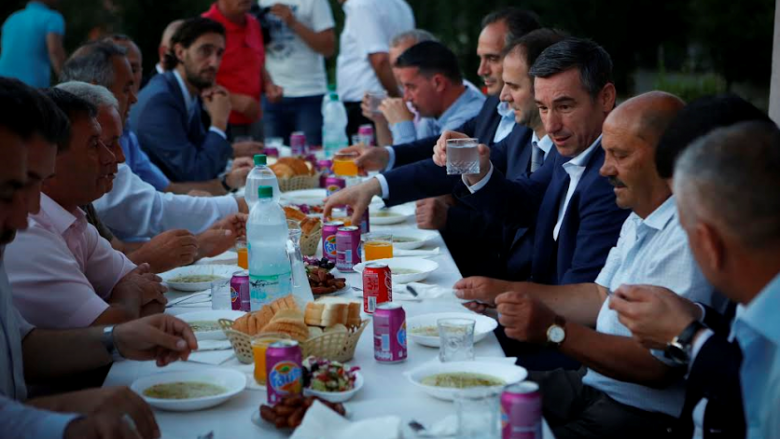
[531,160,571,282]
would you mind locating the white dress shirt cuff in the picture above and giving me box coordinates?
[688,328,715,373]
[215,195,240,217]
[374,175,390,199]
[384,146,396,171]
[209,126,227,140]
[694,302,706,322]
[462,162,494,194]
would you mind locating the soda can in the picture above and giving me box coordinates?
[358,124,375,146]
[316,159,333,173]
[230,271,251,312]
[290,131,307,156]
[264,147,279,158]
[325,176,346,197]
[501,381,542,439]
[347,205,370,234]
[265,340,304,405]
[322,221,344,261]
[373,302,406,363]
[336,226,361,272]
[363,262,392,313]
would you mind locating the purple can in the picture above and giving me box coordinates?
[322,221,344,261]
[336,226,361,272]
[501,381,543,439]
[263,147,279,158]
[373,303,407,363]
[347,205,370,234]
[358,124,375,146]
[230,271,251,312]
[290,131,307,156]
[325,176,346,197]
[265,340,304,405]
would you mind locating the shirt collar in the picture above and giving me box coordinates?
[38,193,85,236]
[437,87,480,127]
[532,132,554,156]
[639,195,676,231]
[155,64,164,74]
[563,134,602,171]
[738,272,780,344]
[172,69,195,114]
[497,101,514,119]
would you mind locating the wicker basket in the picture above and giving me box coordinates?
[219,318,370,364]
[300,226,322,257]
[278,173,321,193]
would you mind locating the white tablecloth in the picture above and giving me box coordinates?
[104,211,554,439]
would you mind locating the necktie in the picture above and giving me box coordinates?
[531,142,544,172]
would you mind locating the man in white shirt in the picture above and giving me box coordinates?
[336,0,414,136]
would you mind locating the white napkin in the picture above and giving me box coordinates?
[185,349,235,365]
[291,400,401,439]
[393,247,440,258]
[411,414,459,437]
[354,282,453,302]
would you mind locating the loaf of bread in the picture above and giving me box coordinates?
[272,157,311,177]
[262,313,310,342]
[231,295,301,336]
[304,298,362,329]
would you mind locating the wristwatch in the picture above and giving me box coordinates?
[220,174,237,193]
[665,320,706,365]
[101,326,124,361]
[546,315,566,347]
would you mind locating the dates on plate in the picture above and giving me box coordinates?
[306,266,346,295]
[259,395,346,429]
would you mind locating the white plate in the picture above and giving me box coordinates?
[160,265,240,292]
[404,361,527,401]
[281,189,328,206]
[406,312,498,347]
[177,310,246,341]
[250,404,352,431]
[352,258,439,284]
[370,205,414,225]
[304,371,364,403]
[388,229,439,250]
[131,368,246,411]
[311,281,351,298]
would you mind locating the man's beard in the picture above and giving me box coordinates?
[184,65,215,91]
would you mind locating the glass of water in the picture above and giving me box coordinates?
[438,318,476,362]
[446,138,480,175]
[367,91,388,114]
[211,277,232,310]
[455,387,501,439]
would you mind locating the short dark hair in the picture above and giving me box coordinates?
[163,17,225,70]
[502,29,568,68]
[60,42,128,88]
[481,8,541,41]
[394,41,463,83]
[655,94,772,179]
[41,88,98,152]
[33,91,71,152]
[529,37,613,100]
[0,77,41,140]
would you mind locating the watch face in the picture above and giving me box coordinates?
[548,326,565,344]
[666,343,689,365]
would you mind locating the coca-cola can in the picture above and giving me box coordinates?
[322,221,344,261]
[501,381,543,439]
[363,262,392,313]
[336,226,361,272]
[373,302,406,363]
[230,271,250,312]
[325,176,346,197]
[265,340,304,405]
[290,131,307,155]
[358,124,375,146]
[347,205,370,234]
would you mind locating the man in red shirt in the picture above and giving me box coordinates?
[203,0,283,140]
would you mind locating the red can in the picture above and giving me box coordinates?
[373,302,406,362]
[336,226,361,272]
[347,205,370,234]
[265,340,304,405]
[358,124,375,146]
[363,262,392,313]
[290,131,307,156]
[325,176,346,197]
[230,271,251,312]
[501,381,543,439]
[322,221,344,261]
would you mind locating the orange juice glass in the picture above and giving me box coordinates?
[328,206,352,226]
[363,232,393,261]
[332,152,359,177]
[236,239,248,269]
[252,333,290,385]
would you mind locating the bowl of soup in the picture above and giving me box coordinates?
[389,229,438,250]
[160,265,240,292]
[352,258,439,284]
[407,312,498,347]
[131,368,246,411]
[405,361,527,400]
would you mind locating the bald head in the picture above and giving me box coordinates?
[159,19,185,66]
[606,91,686,146]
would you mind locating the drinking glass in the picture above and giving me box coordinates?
[438,318,476,362]
[455,387,501,439]
[211,277,232,310]
[236,239,248,270]
[367,91,388,114]
[362,232,393,261]
[329,206,352,226]
[446,138,480,175]
[332,151,359,177]
[251,333,291,385]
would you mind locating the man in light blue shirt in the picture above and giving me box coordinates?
[389,41,485,145]
[0,1,66,87]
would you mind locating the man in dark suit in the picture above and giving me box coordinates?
[130,17,260,185]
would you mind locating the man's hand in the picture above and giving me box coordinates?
[65,410,146,439]
[270,4,296,26]
[196,228,237,260]
[432,131,471,166]
[212,213,247,239]
[464,144,492,185]
[453,276,513,307]
[201,85,231,131]
[265,82,284,104]
[323,178,382,225]
[361,92,385,122]
[415,197,450,230]
[114,314,198,366]
[232,141,264,159]
[225,165,251,189]
[609,285,702,350]
[111,264,167,310]
[495,291,559,343]
[379,98,414,125]
[338,144,390,171]
[130,230,198,273]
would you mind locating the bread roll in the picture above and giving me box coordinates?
[276,157,310,176]
[270,295,300,314]
[304,302,325,326]
[307,326,323,339]
[261,318,310,342]
[232,314,249,333]
[284,206,308,222]
[271,163,295,178]
[346,302,361,329]
[300,217,321,236]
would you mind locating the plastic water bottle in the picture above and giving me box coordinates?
[321,83,336,114]
[247,186,291,310]
[245,154,280,208]
[322,92,349,159]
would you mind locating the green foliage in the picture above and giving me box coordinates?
[654,72,727,103]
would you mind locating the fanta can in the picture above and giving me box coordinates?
[265,340,303,405]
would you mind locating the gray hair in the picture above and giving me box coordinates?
[674,120,780,249]
[390,29,438,48]
[60,42,127,88]
[56,81,119,112]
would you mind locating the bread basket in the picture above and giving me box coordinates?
[300,227,321,257]
[277,173,322,192]
[219,318,370,364]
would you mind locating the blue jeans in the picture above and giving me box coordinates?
[262,94,324,146]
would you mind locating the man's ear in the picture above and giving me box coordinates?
[697,221,726,273]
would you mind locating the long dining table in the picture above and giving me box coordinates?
[104,202,554,439]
